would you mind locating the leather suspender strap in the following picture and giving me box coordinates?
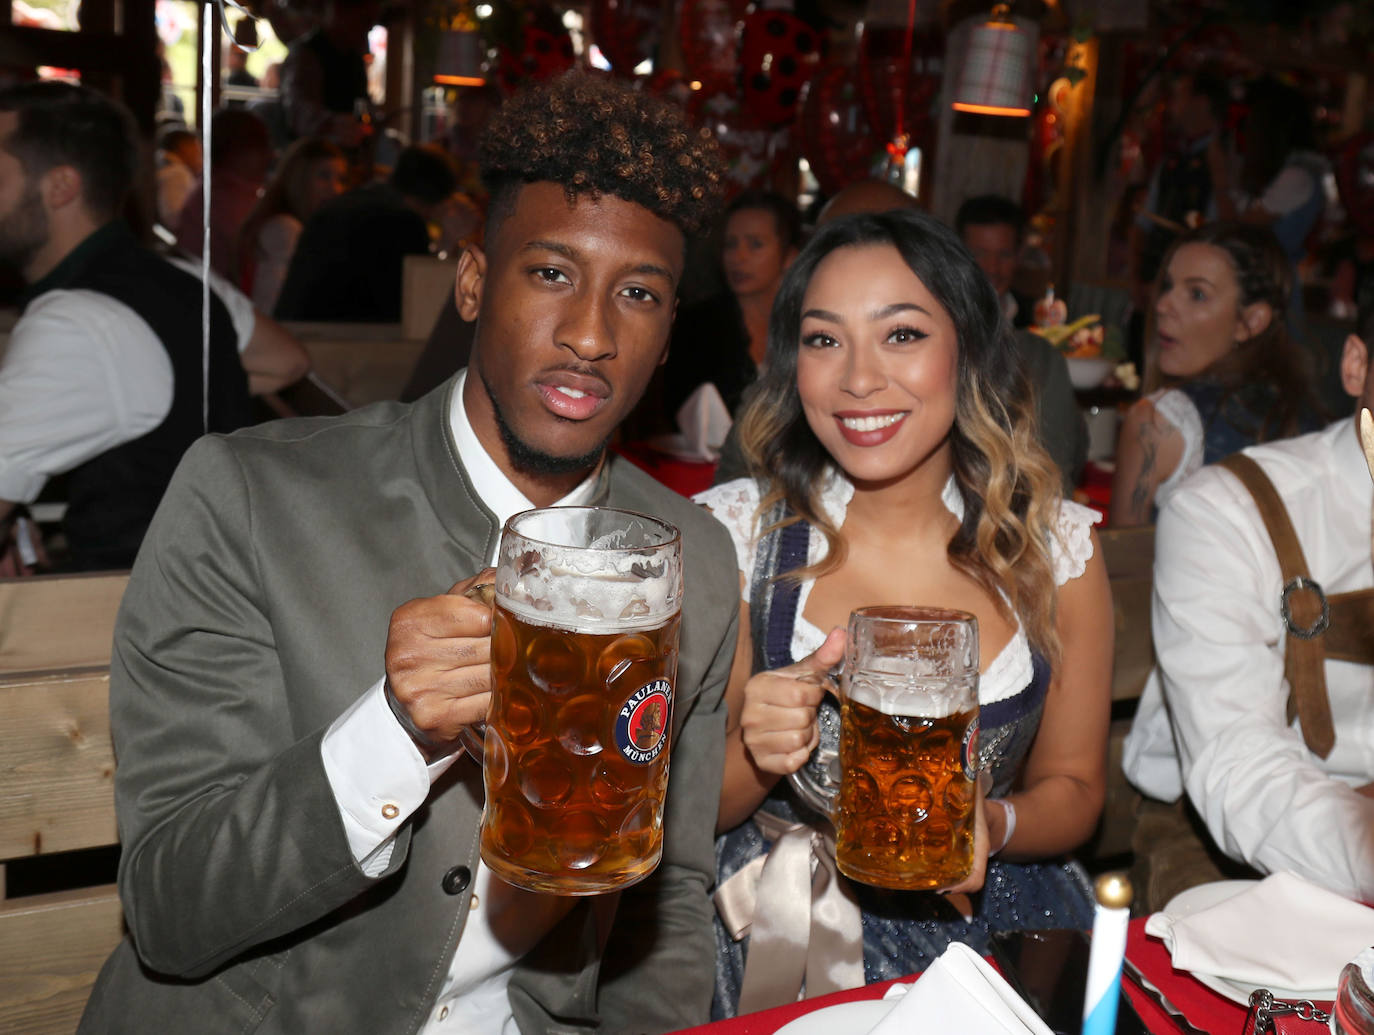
[1216,453,1336,758]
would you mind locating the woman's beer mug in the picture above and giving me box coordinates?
[793,605,980,890]
[482,506,683,895]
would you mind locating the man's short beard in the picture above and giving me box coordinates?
[0,180,48,273]
[481,369,607,476]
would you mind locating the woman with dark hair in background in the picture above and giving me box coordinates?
[658,190,802,418]
[237,137,346,313]
[696,209,1113,1016]
[1110,221,1325,527]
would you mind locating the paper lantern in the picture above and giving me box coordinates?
[951,5,1032,118]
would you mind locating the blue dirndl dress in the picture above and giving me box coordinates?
[709,500,1095,1019]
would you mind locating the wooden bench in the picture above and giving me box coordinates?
[1080,525,1155,865]
[0,573,127,1034]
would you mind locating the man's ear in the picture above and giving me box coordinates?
[454,243,487,321]
[40,165,81,212]
[1340,333,1369,399]
[1235,300,1273,344]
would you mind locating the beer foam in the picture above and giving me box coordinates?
[496,509,682,632]
[497,569,677,632]
[845,672,978,719]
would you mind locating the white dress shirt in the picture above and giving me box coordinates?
[320,370,598,1033]
[1123,417,1374,901]
[0,257,255,505]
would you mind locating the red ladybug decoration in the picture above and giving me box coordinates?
[738,9,824,129]
[588,0,660,76]
[678,0,750,89]
[795,61,882,198]
[495,22,574,93]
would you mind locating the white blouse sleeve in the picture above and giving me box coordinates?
[1051,499,1103,585]
[693,478,761,603]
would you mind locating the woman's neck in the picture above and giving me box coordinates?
[842,449,958,539]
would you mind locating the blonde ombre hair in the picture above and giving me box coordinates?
[736,210,1066,662]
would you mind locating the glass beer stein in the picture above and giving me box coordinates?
[482,506,683,895]
[793,605,980,891]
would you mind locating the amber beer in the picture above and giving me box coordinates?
[480,506,683,895]
[829,605,980,891]
[834,677,978,890]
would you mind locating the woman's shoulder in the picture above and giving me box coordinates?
[258,213,303,251]
[1049,499,1102,585]
[694,477,761,527]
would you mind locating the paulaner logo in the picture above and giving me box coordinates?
[614,679,672,765]
[961,716,980,783]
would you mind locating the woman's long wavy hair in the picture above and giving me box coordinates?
[735,209,1066,662]
[1144,221,1322,438]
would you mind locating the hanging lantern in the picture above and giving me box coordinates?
[435,2,486,87]
[950,4,1032,118]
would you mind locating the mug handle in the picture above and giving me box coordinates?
[455,579,496,765]
[785,665,843,816]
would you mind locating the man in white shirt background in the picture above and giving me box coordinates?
[0,82,307,572]
[1123,301,1374,908]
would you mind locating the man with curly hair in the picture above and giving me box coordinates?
[81,73,739,1034]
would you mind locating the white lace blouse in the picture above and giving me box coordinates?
[694,472,1101,708]
[1147,388,1205,511]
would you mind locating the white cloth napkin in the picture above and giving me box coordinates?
[673,382,732,460]
[866,943,1054,1035]
[1145,871,1374,991]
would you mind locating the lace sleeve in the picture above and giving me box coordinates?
[1050,499,1103,585]
[693,478,761,603]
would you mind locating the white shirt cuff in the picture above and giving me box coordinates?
[321,677,462,871]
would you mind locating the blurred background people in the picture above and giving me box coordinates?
[173,108,272,280]
[237,138,347,313]
[1110,222,1324,527]
[1130,67,1230,306]
[0,82,307,572]
[1123,303,1374,909]
[658,190,802,421]
[274,144,458,323]
[154,126,200,229]
[279,0,379,150]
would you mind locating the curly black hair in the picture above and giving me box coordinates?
[478,72,725,238]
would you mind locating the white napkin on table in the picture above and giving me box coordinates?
[673,382,732,460]
[1144,870,1374,991]
[865,942,1054,1035]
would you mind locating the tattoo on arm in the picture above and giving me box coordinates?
[1128,420,1159,522]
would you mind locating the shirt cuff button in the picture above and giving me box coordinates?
[381,802,400,820]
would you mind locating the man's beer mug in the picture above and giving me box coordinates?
[794,606,980,890]
[482,506,683,895]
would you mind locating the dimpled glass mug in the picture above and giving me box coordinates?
[793,606,980,890]
[481,506,683,895]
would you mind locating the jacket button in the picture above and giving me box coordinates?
[441,865,472,895]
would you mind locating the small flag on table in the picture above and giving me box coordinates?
[1081,872,1132,1035]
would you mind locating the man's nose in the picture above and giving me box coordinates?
[556,291,616,362]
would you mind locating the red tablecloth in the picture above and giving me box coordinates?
[612,441,719,499]
[669,918,1311,1035]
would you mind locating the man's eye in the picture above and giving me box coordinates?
[533,267,570,284]
[621,286,659,303]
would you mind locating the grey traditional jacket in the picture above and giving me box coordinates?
[78,376,740,1034]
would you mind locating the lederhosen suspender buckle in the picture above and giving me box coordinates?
[1217,454,1337,759]
[1279,576,1330,640]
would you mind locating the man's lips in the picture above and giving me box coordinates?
[833,409,909,446]
[535,371,610,421]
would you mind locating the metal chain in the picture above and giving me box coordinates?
[1247,988,1332,1033]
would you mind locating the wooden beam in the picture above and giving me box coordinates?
[0,573,127,674]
